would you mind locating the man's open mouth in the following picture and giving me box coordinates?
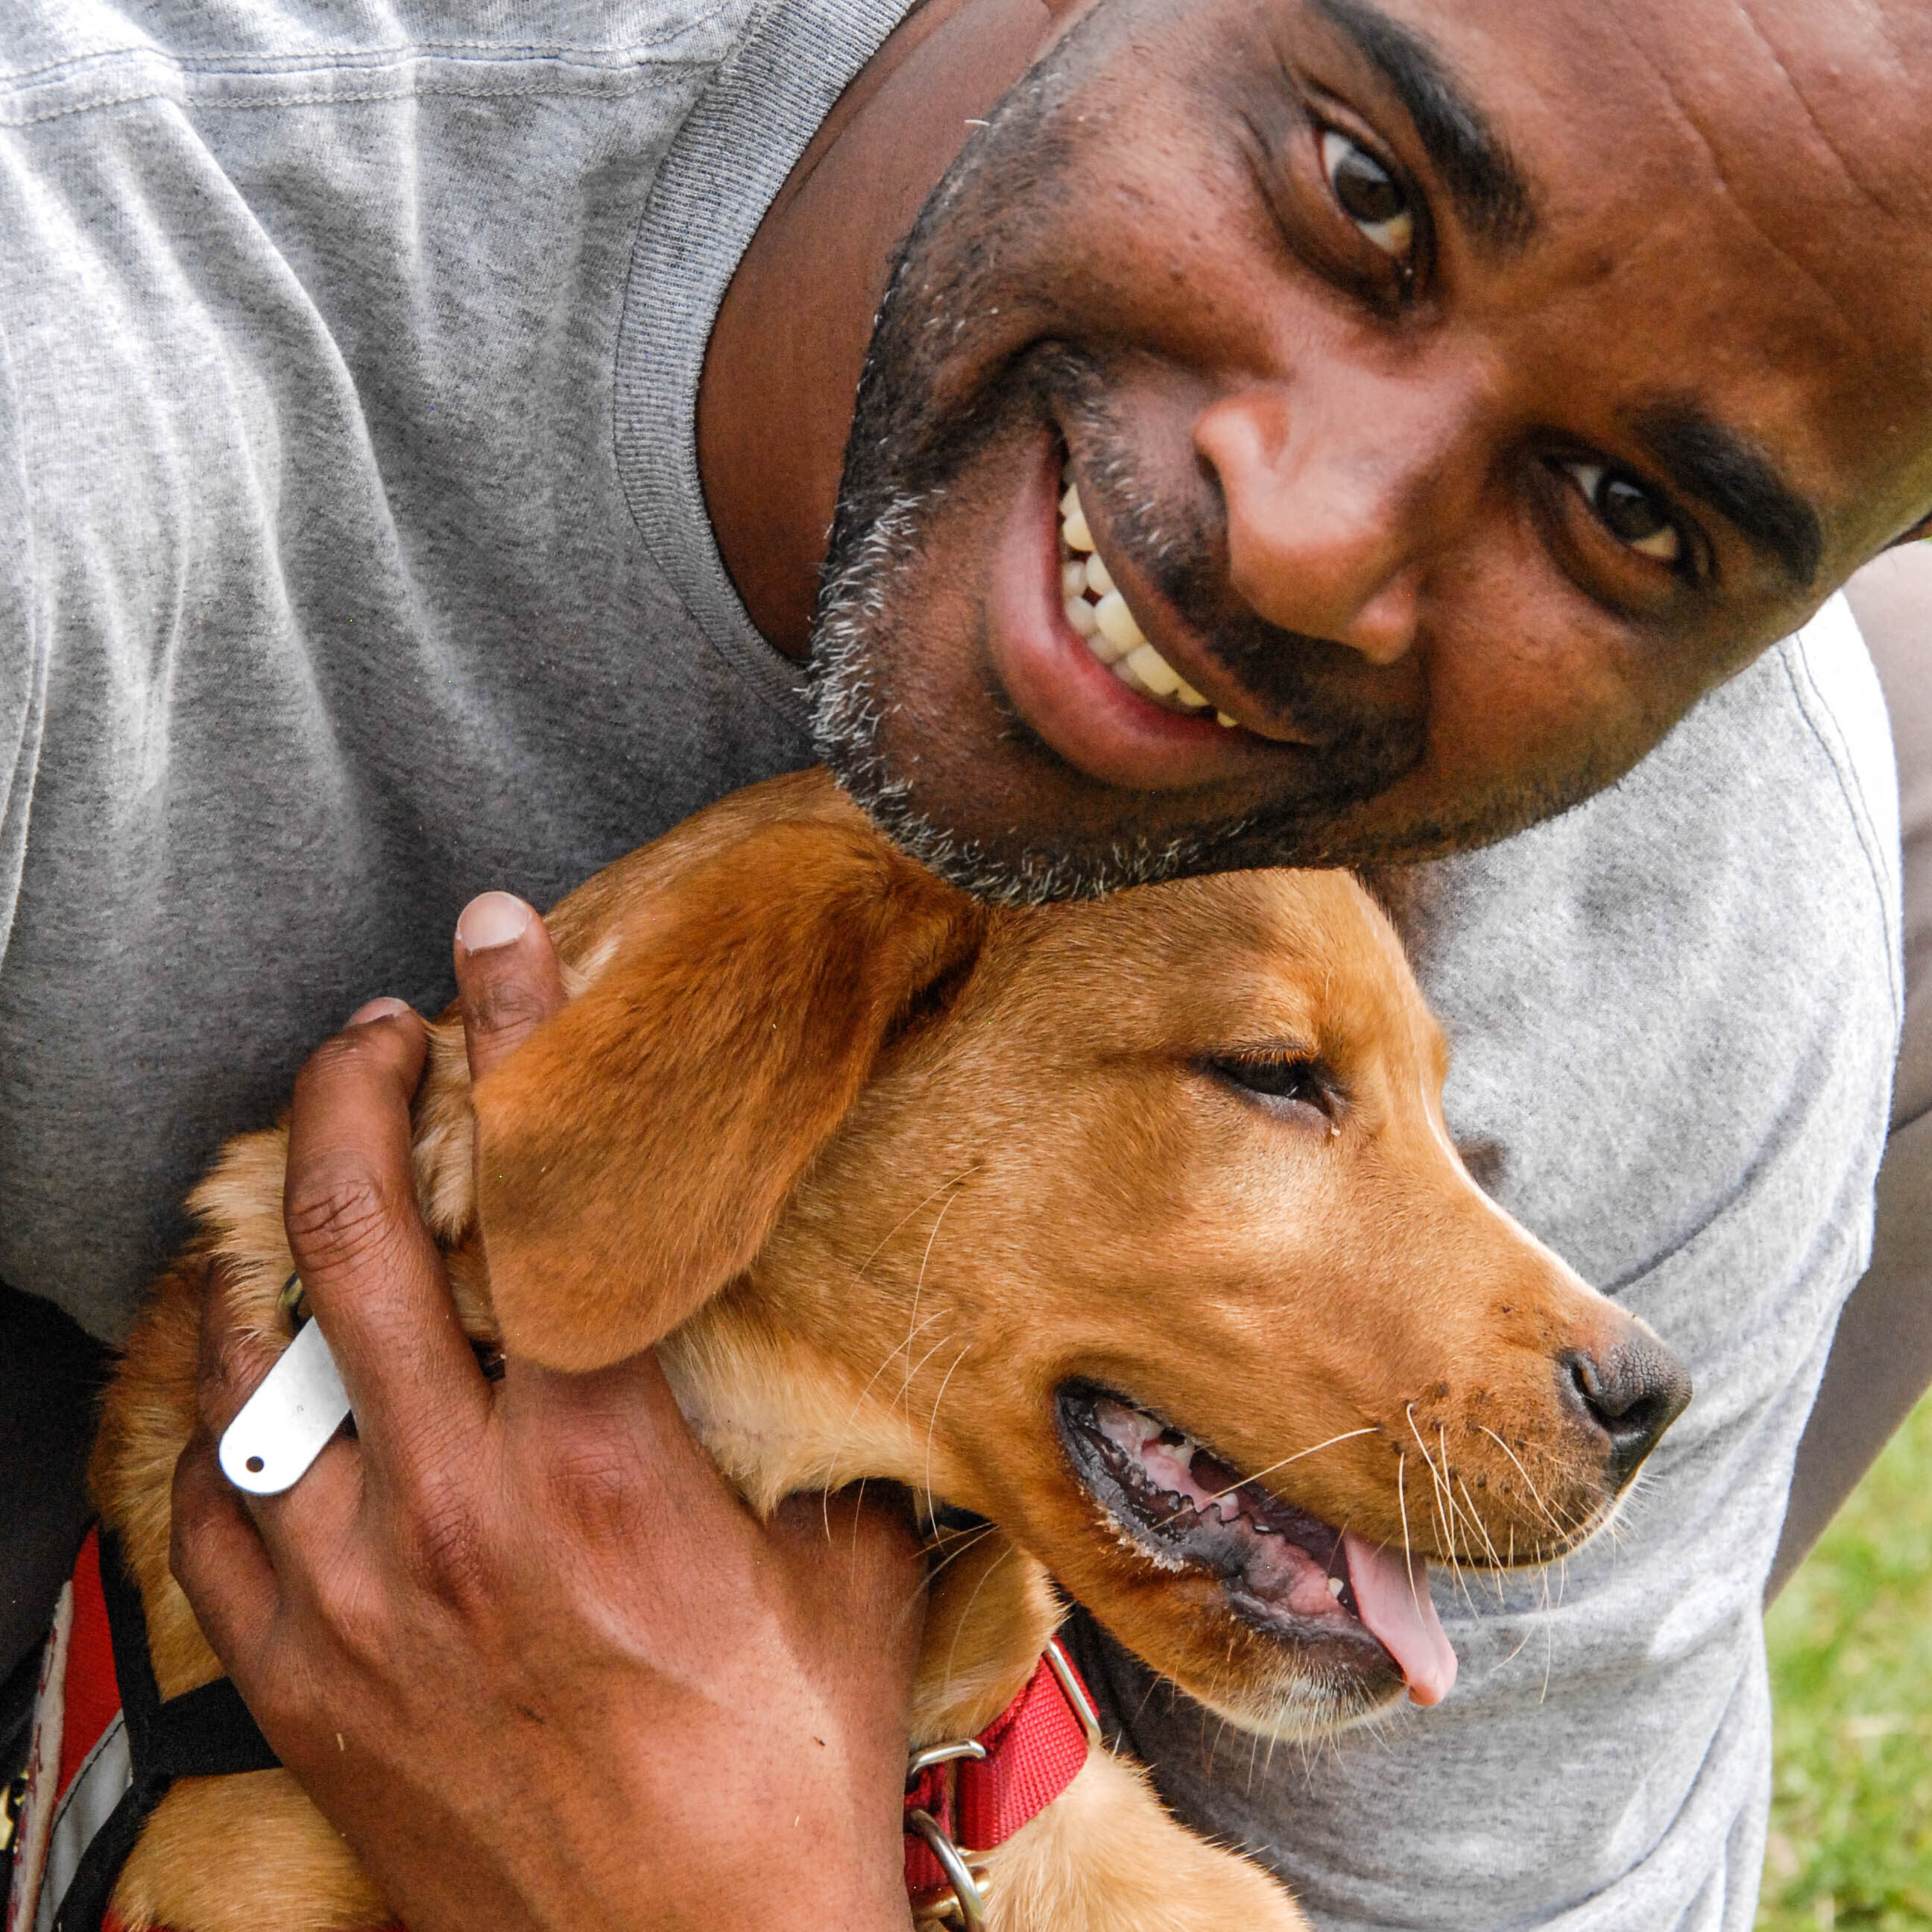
[1057,475,1238,727]
[1056,1383,1457,1706]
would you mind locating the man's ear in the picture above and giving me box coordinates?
[470,818,986,1372]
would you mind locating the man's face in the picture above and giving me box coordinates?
[809,0,1932,900]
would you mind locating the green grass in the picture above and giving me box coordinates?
[1761,1395,1932,1928]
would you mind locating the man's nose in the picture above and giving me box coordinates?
[1561,1336,1693,1491]
[1193,376,1477,668]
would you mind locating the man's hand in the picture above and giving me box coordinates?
[171,894,924,1932]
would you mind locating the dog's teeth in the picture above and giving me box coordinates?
[1064,595,1099,640]
[1216,712,1239,729]
[1328,1574,1346,1598]
[1062,558,1090,600]
[1085,551,1115,599]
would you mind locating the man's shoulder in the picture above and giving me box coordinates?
[1,0,752,110]
[1409,593,1901,1290]
[1113,604,1904,1919]
[1776,593,1903,975]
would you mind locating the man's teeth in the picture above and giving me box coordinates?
[1061,484,1237,727]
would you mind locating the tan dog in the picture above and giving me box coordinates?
[90,768,1688,1932]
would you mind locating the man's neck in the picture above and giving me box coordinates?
[697,0,1063,660]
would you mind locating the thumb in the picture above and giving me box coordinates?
[454,892,569,1082]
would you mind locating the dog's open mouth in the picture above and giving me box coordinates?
[1056,1383,1458,1707]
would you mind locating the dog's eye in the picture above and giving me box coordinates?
[1208,1054,1334,1119]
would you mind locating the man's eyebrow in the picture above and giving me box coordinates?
[1309,0,1536,250]
[1632,400,1824,587]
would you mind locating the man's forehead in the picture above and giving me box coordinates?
[1305,0,1932,277]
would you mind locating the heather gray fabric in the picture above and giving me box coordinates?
[1770,549,1932,1597]
[0,0,914,1336]
[0,5,1904,1925]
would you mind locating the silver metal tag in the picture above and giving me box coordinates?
[218,1318,352,1496]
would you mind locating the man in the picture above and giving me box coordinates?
[3,0,1930,1925]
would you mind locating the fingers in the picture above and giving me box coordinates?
[773,1483,924,1584]
[171,1428,282,1678]
[283,1004,489,1470]
[193,1256,288,1438]
[183,1246,362,1565]
[773,1486,926,1744]
[455,893,568,1083]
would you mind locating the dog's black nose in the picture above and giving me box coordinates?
[1562,1339,1692,1489]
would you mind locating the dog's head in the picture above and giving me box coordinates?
[472,771,1689,1738]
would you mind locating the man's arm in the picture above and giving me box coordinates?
[171,896,924,1932]
[1770,543,1932,1595]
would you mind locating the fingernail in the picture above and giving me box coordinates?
[348,997,412,1027]
[457,891,533,955]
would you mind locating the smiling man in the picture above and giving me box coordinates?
[719,0,1932,884]
[1,0,1929,1927]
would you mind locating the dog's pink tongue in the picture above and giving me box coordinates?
[1342,1531,1458,1707]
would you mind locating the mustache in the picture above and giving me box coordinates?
[1152,526,1405,748]
[1041,349,1424,789]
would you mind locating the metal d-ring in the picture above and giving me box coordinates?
[906,1808,988,1930]
[1044,1636,1104,1749]
[907,1737,988,1778]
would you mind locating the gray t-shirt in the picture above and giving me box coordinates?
[0,5,1901,1926]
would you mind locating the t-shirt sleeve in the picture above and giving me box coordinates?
[0,310,48,981]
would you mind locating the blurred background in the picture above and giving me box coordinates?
[1761,1391,1932,1928]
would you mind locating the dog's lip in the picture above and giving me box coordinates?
[1054,1382,1458,1706]
[1056,1382,1367,1626]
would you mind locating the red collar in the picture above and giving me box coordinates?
[903,1638,1100,1922]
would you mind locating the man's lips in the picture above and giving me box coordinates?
[985,435,1322,793]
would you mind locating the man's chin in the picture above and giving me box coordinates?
[818,750,1220,905]
[813,721,1366,904]
[814,695,1621,903]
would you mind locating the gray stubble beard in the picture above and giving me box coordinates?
[809,488,1248,906]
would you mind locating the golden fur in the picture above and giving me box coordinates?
[92,768,1666,1932]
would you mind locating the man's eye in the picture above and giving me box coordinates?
[1564,461,1683,564]
[1320,130,1413,260]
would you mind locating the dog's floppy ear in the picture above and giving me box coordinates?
[470,818,986,1372]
